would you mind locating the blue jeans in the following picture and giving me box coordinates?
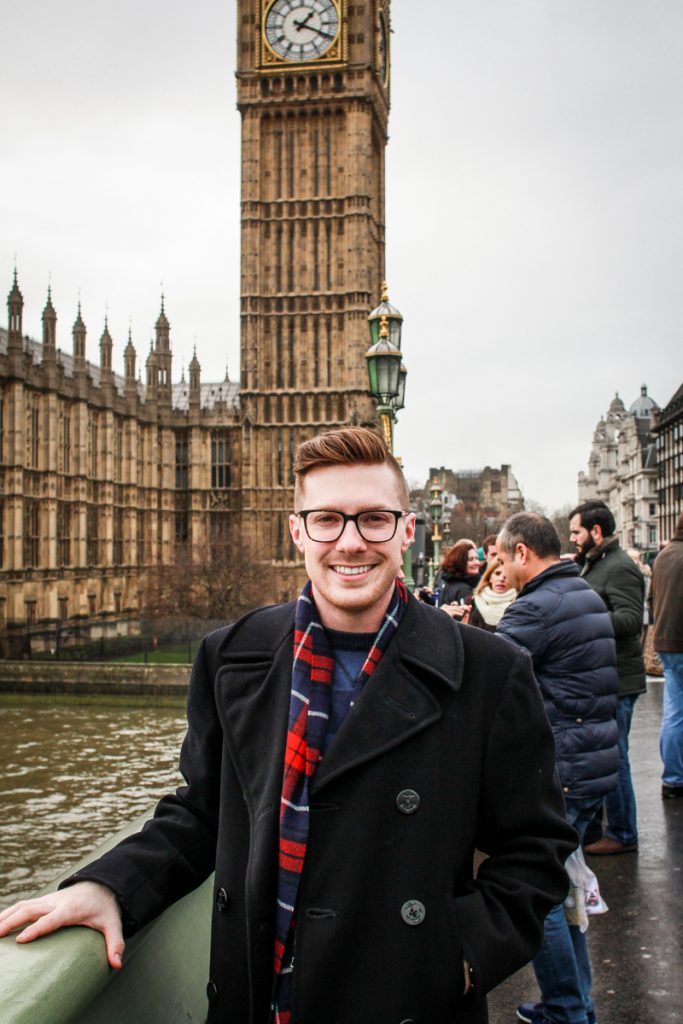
[604,695,639,845]
[532,796,602,1024]
[659,652,683,786]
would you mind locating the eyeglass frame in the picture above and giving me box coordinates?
[295,508,410,543]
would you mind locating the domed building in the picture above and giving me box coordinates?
[578,387,659,556]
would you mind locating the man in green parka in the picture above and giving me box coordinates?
[569,499,646,855]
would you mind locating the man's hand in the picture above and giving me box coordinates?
[0,881,125,969]
[441,602,471,623]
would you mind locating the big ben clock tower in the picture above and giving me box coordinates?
[236,0,392,560]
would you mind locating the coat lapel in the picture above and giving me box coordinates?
[312,598,465,793]
[218,630,293,820]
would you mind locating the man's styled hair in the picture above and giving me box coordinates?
[440,539,477,576]
[293,426,410,508]
[569,500,616,537]
[482,534,498,552]
[498,512,561,560]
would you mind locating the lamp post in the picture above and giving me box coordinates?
[365,315,402,451]
[366,283,414,588]
[442,515,451,550]
[428,478,443,587]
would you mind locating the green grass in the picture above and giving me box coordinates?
[110,643,198,665]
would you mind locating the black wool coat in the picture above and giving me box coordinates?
[65,596,575,1024]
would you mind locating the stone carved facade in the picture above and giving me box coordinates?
[0,1,393,640]
[236,0,391,554]
[0,279,241,641]
[578,387,660,555]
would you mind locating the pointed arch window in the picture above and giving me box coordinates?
[211,432,231,489]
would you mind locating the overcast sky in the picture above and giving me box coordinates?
[2,1,681,510]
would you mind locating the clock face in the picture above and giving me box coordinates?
[265,0,340,63]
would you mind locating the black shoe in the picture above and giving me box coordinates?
[662,784,683,799]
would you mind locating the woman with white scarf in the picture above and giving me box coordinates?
[467,558,517,631]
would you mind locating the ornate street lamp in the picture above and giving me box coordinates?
[365,315,402,449]
[366,284,414,588]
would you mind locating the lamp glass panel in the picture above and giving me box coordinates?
[374,351,400,398]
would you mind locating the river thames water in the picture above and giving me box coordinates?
[0,699,187,907]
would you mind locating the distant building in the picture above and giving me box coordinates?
[578,387,659,556]
[414,465,524,545]
[652,382,683,542]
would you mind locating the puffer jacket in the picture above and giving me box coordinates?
[580,537,646,696]
[497,560,619,801]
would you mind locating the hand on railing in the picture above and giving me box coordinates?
[0,880,124,969]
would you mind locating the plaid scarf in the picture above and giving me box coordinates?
[272,577,409,1022]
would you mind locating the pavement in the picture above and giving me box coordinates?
[488,676,683,1024]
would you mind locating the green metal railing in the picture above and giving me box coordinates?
[0,816,213,1024]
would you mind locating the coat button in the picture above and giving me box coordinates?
[396,789,420,814]
[215,887,230,913]
[206,980,219,1006]
[401,900,426,926]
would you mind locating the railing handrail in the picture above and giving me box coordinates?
[0,814,212,1024]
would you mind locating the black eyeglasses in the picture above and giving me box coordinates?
[296,509,409,543]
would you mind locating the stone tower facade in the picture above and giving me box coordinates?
[236,0,391,556]
[0,2,396,644]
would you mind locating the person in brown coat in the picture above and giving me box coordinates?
[651,512,683,799]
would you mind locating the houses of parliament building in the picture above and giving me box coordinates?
[0,0,394,647]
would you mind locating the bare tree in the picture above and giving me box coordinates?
[513,499,574,554]
[140,541,282,631]
[550,504,574,553]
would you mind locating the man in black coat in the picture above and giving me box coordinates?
[496,512,619,1024]
[569,499,646,855]
[0,427,575,1024]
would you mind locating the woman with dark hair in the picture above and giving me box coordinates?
[435,541,481,616]
[467,559,517,632]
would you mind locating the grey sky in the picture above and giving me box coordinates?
[2,1,681,510]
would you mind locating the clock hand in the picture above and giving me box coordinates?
[294,10,315,31]
[302,24,335,39]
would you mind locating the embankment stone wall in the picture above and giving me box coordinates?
[0,661,191,695]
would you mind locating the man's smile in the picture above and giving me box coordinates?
[331,564,374,576]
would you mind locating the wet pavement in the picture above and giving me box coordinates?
[488,677,683,1024]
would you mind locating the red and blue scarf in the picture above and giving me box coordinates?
[272,577,409,1022]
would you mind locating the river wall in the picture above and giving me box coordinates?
[0,661,191,695]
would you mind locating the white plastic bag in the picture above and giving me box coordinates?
[563,846,609,932]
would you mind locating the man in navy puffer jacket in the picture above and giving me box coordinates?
[496,512,618,1024]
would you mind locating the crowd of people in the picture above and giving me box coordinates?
[1,425,681,1024]
[417,497,683,1024]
